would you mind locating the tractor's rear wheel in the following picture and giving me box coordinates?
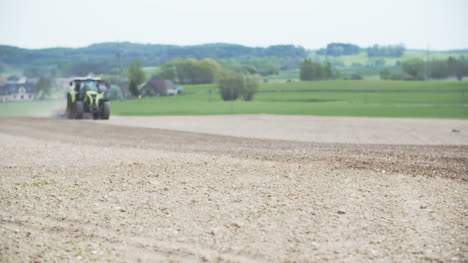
[66,95,73,119]
[101,101,110,120]
[66,102,74,119]
[75,101,84,119]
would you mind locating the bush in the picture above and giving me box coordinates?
[218,72,260,101]
[350,74,363,80]
[401,58,424,80]
[127,61,146,96]
[218,71,242,101]
[242,75,260,101]
[381,72,417,81]
[342,74,363,80]
[379,69,391,80]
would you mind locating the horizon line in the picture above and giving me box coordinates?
[1,41,467,52]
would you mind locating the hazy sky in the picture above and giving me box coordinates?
[1,0,467,50]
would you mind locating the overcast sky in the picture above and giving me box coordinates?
[1,0,466,50]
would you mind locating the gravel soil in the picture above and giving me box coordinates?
[0,116,467,262]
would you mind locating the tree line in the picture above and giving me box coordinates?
[2,42,306,79]
[0,42,307,68]
[156,59,222,85]
[300,59,339,80]
[316,43,405,57]
[126,58,260,101]
[380,56,468,80]
[366,44,405,57]
[317,43,361,56]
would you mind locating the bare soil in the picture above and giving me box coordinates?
[104,115,468,146]
[0,116,467,262]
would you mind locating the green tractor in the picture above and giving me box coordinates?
[66,77,110,120]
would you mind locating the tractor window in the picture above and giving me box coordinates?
[82,81,98,92]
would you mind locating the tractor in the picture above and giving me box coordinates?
[66,77,110,120]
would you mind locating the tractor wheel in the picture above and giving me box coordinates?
[66,102,74,119]
[75,101,84,119]
[66,95,73,119]
[101,101,110,120]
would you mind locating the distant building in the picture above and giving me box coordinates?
[141,79,178,97]
[0,76,35,102]
[7,75,27,85]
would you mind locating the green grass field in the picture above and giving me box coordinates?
[1,80,467,119]
[109,80,467,119]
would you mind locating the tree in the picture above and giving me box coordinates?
[325,43,360,56]
[127,61,146,97]
[430,59,449,79]
[199,58,223,81]
[300,59,337,81]
[457,56,468,81]
[324,62,333,78]
[241,65,257,74]
[448,56,466,81]
[366,44,405,57]
[300,59,314,80]
[156,58,223,84]
[379,69,391,80]
[24,66,46,78]
[402,58,424,80]
[191,59,222,84]
[34,77,52,99]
